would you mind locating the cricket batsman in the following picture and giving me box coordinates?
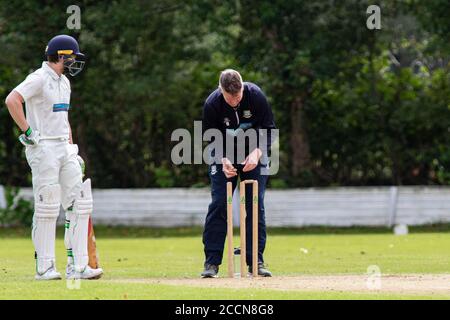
[201,69,276,278]
[4,35,103,280]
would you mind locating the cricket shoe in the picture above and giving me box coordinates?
[65,262,75,279]
[35,267,62,280]
[201,264,219,278]
[67,265,103,280]
[248,263,272,277]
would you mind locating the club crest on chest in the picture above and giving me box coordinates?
[243,110,252,118]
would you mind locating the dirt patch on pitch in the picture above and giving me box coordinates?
[112,274,450,295]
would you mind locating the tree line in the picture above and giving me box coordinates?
[0,0,449,188]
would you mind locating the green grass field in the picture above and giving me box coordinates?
[0,227,449,300]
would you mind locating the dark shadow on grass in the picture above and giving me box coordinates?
[1,224,450,238]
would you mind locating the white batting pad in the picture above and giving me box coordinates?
[32,184,61,274]
[71,179,93,271]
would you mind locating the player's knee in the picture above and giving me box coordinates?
[73,179,93,217]
[34,184,61,219]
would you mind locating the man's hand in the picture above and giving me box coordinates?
[19,127,40,146]
[242,148,262,172]
[222,157,237,178]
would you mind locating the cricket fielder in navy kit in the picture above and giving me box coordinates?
[201,69,276,278]
[4,35,103,280]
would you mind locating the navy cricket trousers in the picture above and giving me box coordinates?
[202,164,268,266]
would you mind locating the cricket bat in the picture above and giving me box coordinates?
[88,216,100,270]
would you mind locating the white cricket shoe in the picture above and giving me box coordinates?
[67,265,103,280]
[66,263,75,279]
[35,267,62,280]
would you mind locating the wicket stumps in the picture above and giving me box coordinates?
[226,180,259,278]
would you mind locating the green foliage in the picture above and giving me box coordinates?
[306,51,450,185]
[0,187,33,227]
[0,1,449,188]
[268,178,289,189]
[154,166,175,188]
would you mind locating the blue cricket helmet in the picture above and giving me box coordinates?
[45,35,85,76]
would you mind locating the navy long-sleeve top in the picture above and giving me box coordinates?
[202,82,276,164]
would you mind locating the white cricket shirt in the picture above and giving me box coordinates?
[14,62,71,139]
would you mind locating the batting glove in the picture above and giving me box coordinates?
[19,127,40,146]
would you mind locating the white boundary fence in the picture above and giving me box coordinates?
[0,185,6,209]
[1,186,449,227]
